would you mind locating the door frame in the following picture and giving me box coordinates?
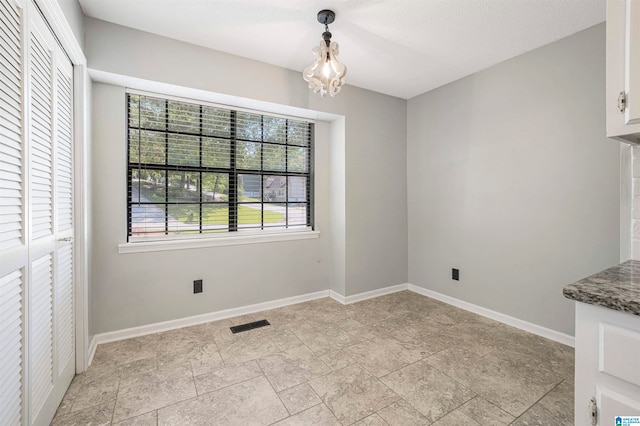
[33,0,89,373]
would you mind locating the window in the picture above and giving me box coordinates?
[127,93,313,241]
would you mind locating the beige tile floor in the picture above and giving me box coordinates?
[52,291,574,425]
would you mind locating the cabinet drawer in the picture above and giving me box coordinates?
[599,323,640,386]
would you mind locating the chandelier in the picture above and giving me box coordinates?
[303,10,347,97]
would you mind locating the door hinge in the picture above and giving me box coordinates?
[589,397,598,426]
[618,91,627,113]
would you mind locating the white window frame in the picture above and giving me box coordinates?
[119,90,318,254]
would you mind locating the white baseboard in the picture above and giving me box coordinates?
[91,284,409,361]
[89,282,574,368]
[407,284,575,347]
[330,284,409,305]
[87,335,98,367]
[328,290,346,304]
[90,289,330,362]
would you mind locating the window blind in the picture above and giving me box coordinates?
[127,93,314,240]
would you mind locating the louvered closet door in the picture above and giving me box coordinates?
[0,0,75,424]
[52,22,75,418]
[0,1,27,425]
[53,45,74,390]
[27,2,75,424]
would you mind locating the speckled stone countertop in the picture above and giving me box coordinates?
[563,260,640,316]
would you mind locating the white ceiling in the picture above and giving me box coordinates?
[79,0,605,99]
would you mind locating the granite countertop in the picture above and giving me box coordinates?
[563,260,640,316]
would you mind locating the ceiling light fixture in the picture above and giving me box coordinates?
[303,9,347,97]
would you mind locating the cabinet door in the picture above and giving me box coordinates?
[624,1,640,126]
[606,0,640,141]
[575,303,640,425]
[598,387,640,424]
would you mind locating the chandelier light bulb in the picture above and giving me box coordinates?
[322,60,331,78]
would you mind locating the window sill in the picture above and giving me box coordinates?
[118,230,320,254]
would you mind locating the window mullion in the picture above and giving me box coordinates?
[164,99,169,235]
[199,105,203,234]
[308,123,314,228]
[260,116,264,229]
[285,119,289,228]
[229,110,238,231]
[126,94,132,239]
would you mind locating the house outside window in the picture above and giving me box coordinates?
[127,93,313,241]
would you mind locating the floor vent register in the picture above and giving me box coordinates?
[230,319,271,334]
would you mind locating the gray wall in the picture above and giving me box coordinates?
[407,23,620,336]
[56,0,84,49]
[329,117,347,296]
[86,19,407,334]
[85,16,616,338]
[91,83,331,332]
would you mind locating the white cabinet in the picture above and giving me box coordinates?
[607,0,640,143]
[574,302,640,425]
